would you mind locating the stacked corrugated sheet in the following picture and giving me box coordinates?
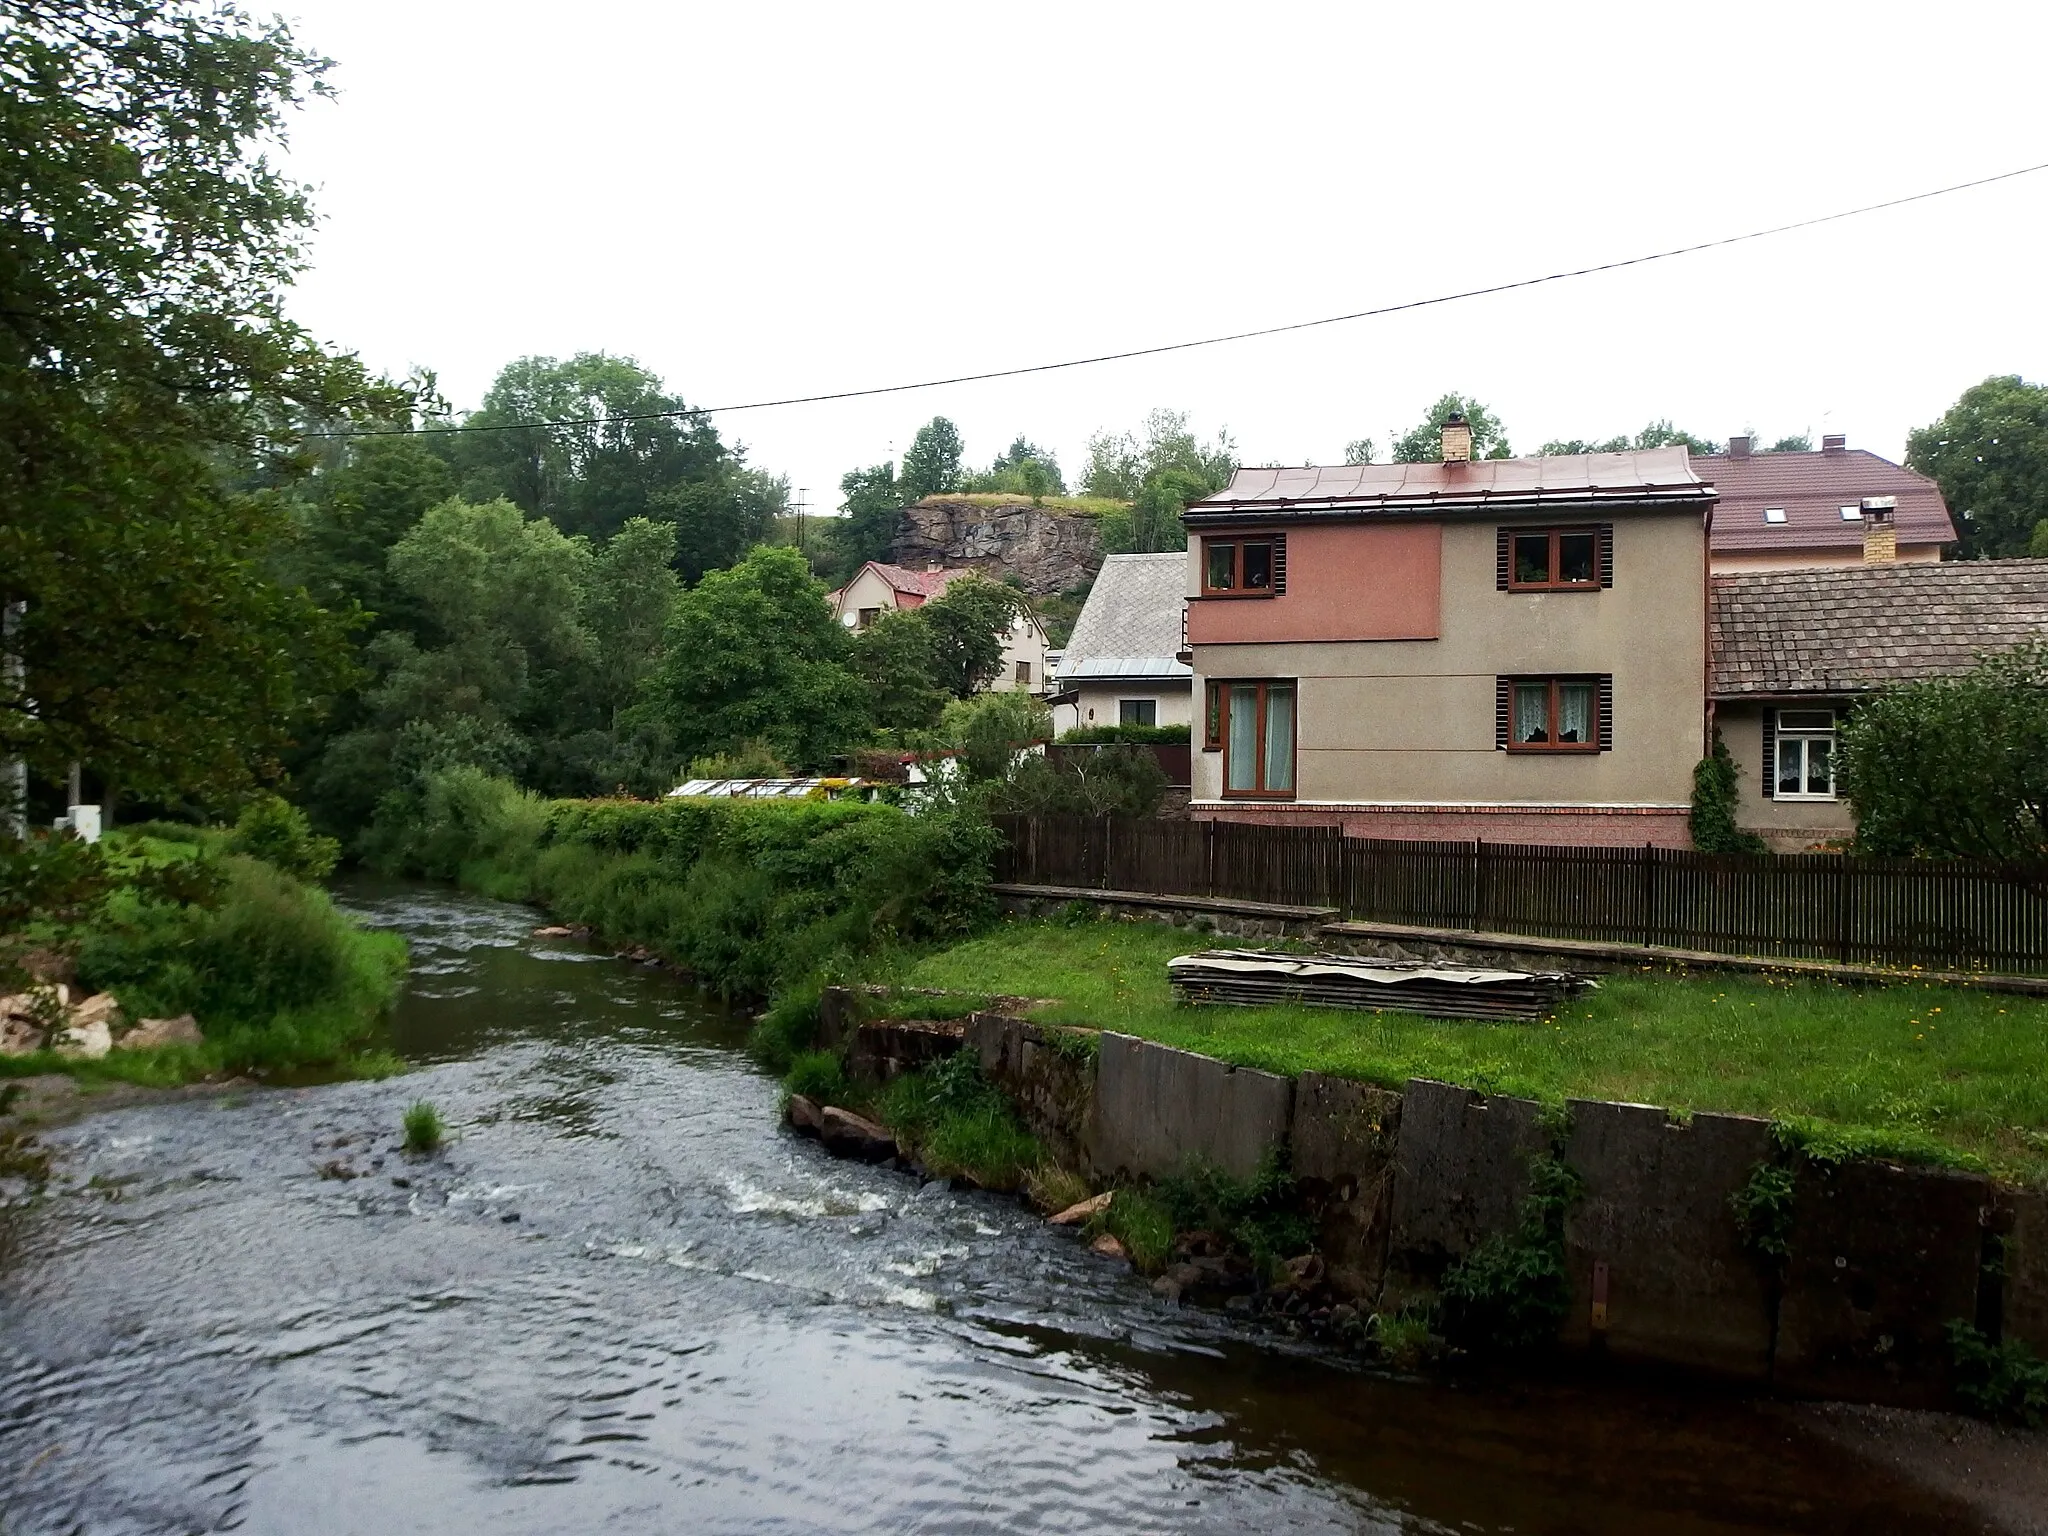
[1167,950,1591,1022]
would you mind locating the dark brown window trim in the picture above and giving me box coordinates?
[1503,526,1608,592]
[1199,534,1286,598]
[1213,677,1297,798]
[1502,675,1605,754]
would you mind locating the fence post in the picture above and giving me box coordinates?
[1834,853,1851,964]
[1472,839,1489,931]
[1204,817,1216,899]
[1640,843,1658,948]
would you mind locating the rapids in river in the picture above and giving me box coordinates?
[0,879,1995,1532]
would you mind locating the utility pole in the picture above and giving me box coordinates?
[795,487,809,558]
[2,599,23,841]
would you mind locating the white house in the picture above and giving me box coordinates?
[1050,552,1192,734]
[826,560,1050,694]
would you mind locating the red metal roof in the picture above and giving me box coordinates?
[1706,448,1955,553]
[1185,448,1712,525]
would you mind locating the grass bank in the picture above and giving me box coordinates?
[3,823,407,1087]
[889,916,2048,1184]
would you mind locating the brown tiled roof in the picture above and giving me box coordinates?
[865,561,964,598]
[1184,448,1712,525]
[1706,447,1956,553]
[1709,560,2048,697]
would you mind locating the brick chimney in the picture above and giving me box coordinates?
[1727,434,1753,459]
[1822,433,1847,454]
[1861,497,1897,563]
[1440,412,1473,463]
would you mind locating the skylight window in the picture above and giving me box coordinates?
[1763,507,1787,524]
[1839,505,1863,521]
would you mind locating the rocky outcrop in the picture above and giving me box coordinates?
[890,499,1103,597]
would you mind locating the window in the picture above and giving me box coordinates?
[1201,535,1286,596]
[1507,527,1603,590]
[1204,680,1294,796]
[1119,698,1157,727]
[1774,709,1837,799]
[857,606,881,629]
[1763,507,1788,524]
[1839,505,1863,521]
[1497,675,1610,753]
[1015,660,1032,685]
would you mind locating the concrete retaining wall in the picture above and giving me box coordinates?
[1557,1101,1777,1380]
[1086,1033,1293,1183]
[965,1012,1095,1173]
[1384,1079,1550,1306]
[2004,1189,2048,1357]
[1291,1073,1402,1299]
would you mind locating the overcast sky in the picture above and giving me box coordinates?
[275,0,2048,510]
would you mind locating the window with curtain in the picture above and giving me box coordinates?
[1504,676,1604,753]
[1214,680,1295,796]
[1774,709,1836,799]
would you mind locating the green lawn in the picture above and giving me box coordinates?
[890,917,2048,1183]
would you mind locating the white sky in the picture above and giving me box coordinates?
[275,0,2048,511]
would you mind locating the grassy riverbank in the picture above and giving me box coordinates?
[887,917,2048,1183]
[3,823,407,1087]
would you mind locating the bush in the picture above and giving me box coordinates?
[1057,724,1190,745]
[875,1051,1039,1188]
[688,738,788,779]
[403,1100,444,1154]
[1156,1153,1315,1276]
[783,1049,848,1105]
[227,794,341,881]
[987,745,1167,818]
[1439,1156,1583,1353]
[1689,730,1767,854]
[1948,1320,2048,1426]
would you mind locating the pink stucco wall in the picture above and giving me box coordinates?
[1187,523,1441,645]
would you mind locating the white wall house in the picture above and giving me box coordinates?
[826,560,1050,694]
[1050,552,1192,734]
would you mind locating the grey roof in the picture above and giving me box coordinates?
[1709,559,2048,697]
[1063,553,1191,679]
[1185,448,1712,526]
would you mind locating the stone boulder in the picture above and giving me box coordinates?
[818,1106,898,1163]
[116,1013,204,1051]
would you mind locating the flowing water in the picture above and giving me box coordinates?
[0,879,1996,1533]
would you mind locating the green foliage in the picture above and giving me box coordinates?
[1090,1187,1176,1273]
[918,575,1028,699]
[1,0,406,807]
[1344,437,1376,465]
[1838,641,2048,860]
[1908,376,2048,559]
[1391,393,1512,462]
[900,417,965,502]
[987,744,1168,818]
[852,609,951,734]
[1689,730,1768,854]
[227,795,340,881]
[687,739,789,779]
[1729,1160,1797,1259]
[1156,1152,1316,1275]
[1080,410,1236,502]
[2030,520,2048,559]
[827,461,904,580]
[960,436,1066,498]
[748,979,827,1073]
[875,1050,1038,1188]
[1538,420,1721,457]
[783,1049,849,1105]
[642,545,871,772]
[1947,1320,2048,1426]
[1439,1155,1583,1353]
[1058,724,1190,745]
[929,692,1055,781]
[402,1100,444,1154]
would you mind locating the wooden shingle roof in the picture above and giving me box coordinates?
[1709,560,2048,697]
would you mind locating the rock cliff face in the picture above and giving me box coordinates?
[890,500,1102,597]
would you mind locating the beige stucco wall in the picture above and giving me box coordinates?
[831,566,904,625]
[1069,680,1193,730]
[1189,511,1707,807]
[830,568,1047,694]
[1713,702,1856,851]
[1709,545,1943,573]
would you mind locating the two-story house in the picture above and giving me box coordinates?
[1708,434,1956,572]
[827,560,1050,694]
[1181,422,1717,847]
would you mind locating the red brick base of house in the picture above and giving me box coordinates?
[1191,802,1694,849]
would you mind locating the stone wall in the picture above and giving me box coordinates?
[891,500,1102,598]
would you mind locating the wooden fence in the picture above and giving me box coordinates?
[990,814,2048,974]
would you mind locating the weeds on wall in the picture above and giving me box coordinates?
[1439,1153,1586,1354]
[1730,1160,1797,1261]
[875,1052,1040,1189]
[1947,1320,2048,1427]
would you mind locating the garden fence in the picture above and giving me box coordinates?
[989,814,2048,974]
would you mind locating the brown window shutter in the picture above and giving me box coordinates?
[1597,675,1614,751]
[1273,533,1287,593]
[1761,708,1776,798]
[1597,524,1614,587]
[1495,677,1510,749]
[1496,527,1510,590]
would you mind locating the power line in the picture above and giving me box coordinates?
[303,158,2048,442]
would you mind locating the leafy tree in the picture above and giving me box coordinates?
[1129,466,1212,555]
[1,0,406,814]
[919,575,1028,699]
[1763,433,1813,454]
[928,692,1054,781]
[852,609,950,733]
[1907,376,2048,559]
[826,461,903,580]
[286,434,456,630]
[1343,437,1376,465]
[961,435,1066,497]
[1838,642,2048,861]
[584,517,681,727]
[2030,521,2048,558]
[1081,409,1236,500]
[1391,394,1511,462]
[900,416,965,501]
[641,545,870,771]
[1537,420,1721,458]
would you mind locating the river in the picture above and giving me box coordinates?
[0,879,2002,1533]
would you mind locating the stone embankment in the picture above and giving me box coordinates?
[800,986,2046,1412]
[890,499,1101,597]
[0,953,202,1060]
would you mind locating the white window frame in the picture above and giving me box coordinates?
[1775,709,1838,801]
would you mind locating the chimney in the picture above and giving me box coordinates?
[1727,435,1753,459]
[1861,496,1897,563]
[926,561,944,574]
[1822,433,1846,454]
[1440,411,1473,463]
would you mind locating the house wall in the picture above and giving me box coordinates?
[989,615,1050,694]
[1070,681,1194,730]
[1186,523,1441,644]
[1710,545,1943,574]
[1189,510,1708,846]
[832,566,921,626]
[1714,702,1857,852]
